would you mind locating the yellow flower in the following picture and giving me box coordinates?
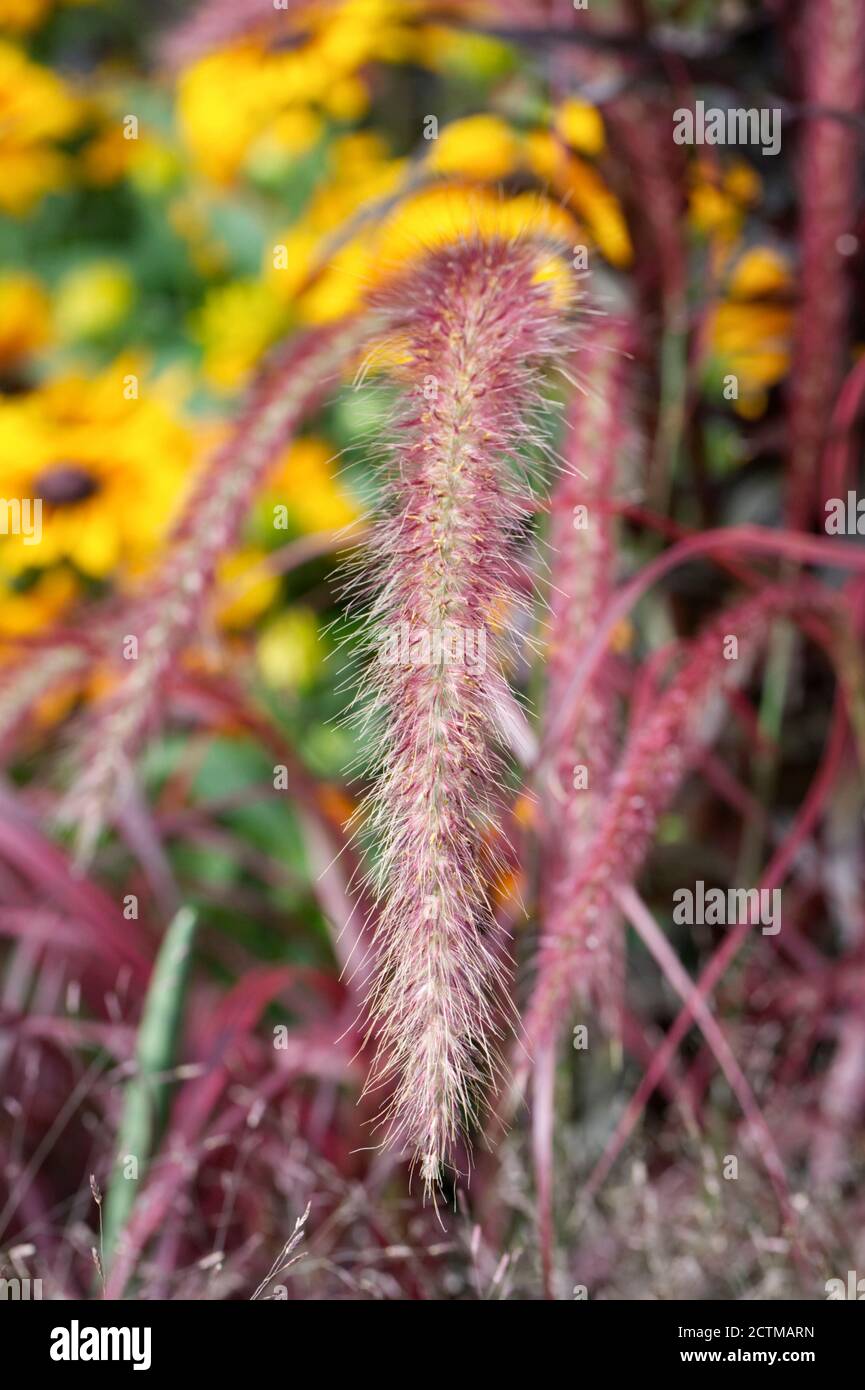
[724,160,761,206]
[191,279,289,392]
[330,130,395,181]
[0,0,52,32]
[54,261,134,341]
[266,226,322,304]
[689,159,761,239]
[708,247,793,418]
[246,108,323,183]
[264,436,359,534]
[0,40,81,213]
[524,131,632,267]
[0,0,96,33]
[0,566,76,637]
[258,103,587,323]
[303,184,578,322]
[321,75,369,123]
[266,132,406,312]
[256,607,322,691]
[177,45,274,185]
[79,123,131,186]
[0,358,196,579]
[215,547,280,630]
[177,1,413,184]
[727,246,791,300]
[689,182,738,238]
[380,184,578,262]
[427,114,520,181]
[0,272,51,368]
[296,240,371,324]
[293,181,580,323]
[555,99,605,157]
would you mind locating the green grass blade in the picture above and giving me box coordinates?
[102,905,198,1266]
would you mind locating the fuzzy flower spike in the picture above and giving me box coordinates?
[355,236,573,1191]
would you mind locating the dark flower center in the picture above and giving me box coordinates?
[34,464,100,507]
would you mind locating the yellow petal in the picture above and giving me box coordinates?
[728,247,792,301]
[427,114,520,182]
[555,100,605,157]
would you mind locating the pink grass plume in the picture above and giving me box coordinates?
[354,237,574,1191]
[787,0,865,528]
[58,318,375,868]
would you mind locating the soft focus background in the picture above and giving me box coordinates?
[1,0,864,1300]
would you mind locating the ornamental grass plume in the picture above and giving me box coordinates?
[604,95,687,510]
[531,319,634,1290]
[787,0,865,528]
[527,583,840,1053]
[541,319,634,1034]
[354,236,573,1191]
[0,641,88,757]
[60,316,375,866]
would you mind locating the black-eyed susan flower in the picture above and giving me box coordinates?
[0,272,51,370]
[688,157,761,243]
[176,0,415,184]
[426,113,520,182]
[0,0,97,33]
[0,566,77,637]
[0,358,196,579]
[288,182,579,323]
[707,246,793,419]
[0,40,81,213]
[0,0,53,33]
